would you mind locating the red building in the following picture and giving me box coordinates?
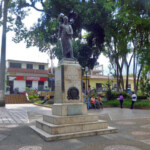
[7,60,49,93]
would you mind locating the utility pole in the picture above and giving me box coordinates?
[85,66,88,95]
[0,0,9,107]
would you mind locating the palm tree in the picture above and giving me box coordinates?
[0,0,9,107]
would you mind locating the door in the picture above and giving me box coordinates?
[9,81,14,94]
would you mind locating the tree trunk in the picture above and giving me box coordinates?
[117,57,124,91]
[0,0,9,107]
[126,66,129,91]
[133,46,137,93]
[136,64,143,91]
[125,54,133,91]
[116,64,119,92]
[120,71,124,91]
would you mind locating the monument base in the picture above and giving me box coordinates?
[31,114,117,141]
[30,60,117,141]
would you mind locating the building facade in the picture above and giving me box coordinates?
[82,65,134,93]
[7,60,49,93]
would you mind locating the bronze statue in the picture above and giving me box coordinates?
[58,16,74,59]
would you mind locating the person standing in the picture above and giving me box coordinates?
[131,92,137,109]
[85,95,91,110]
[119,94,124,109]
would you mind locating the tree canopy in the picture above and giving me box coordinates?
[0,0,150,92]
[3,0,115,69]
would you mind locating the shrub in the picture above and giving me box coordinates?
[34,100,43,104]
[137,95,147,100]
[103,99,150,108]
[33,95,38,98]
[28,94,39,103]
[105,89,113,100]
[110,91,131,100]
[29,95,34,100]
[105,91,131,100]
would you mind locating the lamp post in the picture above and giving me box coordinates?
[85,66,88,95]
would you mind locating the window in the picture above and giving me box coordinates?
[26,81,32,88]
[10,63,21,68]
[39,65,45,70]
[48,78,55,91]
[27,64,33,69]
[112,84,117,91]
[38,81,44,90]
[96,83,102,92]
[128,84,131,89]
[114,84,117,88]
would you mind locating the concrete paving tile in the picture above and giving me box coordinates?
[0,134,8,141]
[140,139,150,145]
[1,104,150,150]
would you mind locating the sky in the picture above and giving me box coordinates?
[0,6,110,75]
[0,8,58,65]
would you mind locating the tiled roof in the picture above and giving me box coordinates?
[89,75,114,79]
[7,68,48,74]
[7,59,48,65]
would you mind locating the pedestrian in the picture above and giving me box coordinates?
[118,94,124,109]
[85,95,91,110]
[131,92,137,109]
[97,96,103,109]
[91,96,97,109]
[41,93,49,104]
[95,98,100,109]
[84,94,88,108]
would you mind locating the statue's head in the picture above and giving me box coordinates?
[63,16,68,24]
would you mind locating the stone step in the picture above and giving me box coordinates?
[43,114,99,125]
[30,125,118,141]
[36,120,108,135]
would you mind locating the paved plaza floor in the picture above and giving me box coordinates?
[0,104,150,150]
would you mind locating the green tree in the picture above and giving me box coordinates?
[116,0,150,93]
[104,0,150,93]
[8,0,115,69]
[140,66,150,96]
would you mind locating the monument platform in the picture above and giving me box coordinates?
[31,60,117,141]
[31,114,117,141]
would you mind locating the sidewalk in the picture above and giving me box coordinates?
[0,104,150,150]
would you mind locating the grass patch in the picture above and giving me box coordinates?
[34,100,53,108]
[34,100,43,104]
[103,99,150,108]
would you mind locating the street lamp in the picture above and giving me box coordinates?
[85,66,88,95]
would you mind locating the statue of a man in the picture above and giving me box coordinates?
[59,16,74,59]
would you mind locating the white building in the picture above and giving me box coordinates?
[7,60,49,93]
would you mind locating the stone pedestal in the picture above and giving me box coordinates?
[52,60,87,116]
[31,60,117,141]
